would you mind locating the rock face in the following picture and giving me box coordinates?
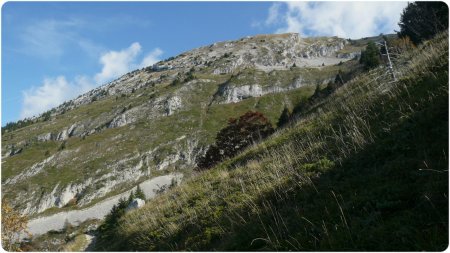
[37,133,53,142]
[125,198,145,212]
[3,147,22,158]
[2,32,365,216]
[56,130,68,141]
[217,77,306,103]
[337,51,361,59]
[165,96,182,116]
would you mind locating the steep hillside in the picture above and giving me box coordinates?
[2,33,363,217]
[95,33,448,251]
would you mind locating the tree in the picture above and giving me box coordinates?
[134,185,146,200]
[42,111,51,122]
[1,198,30,251]
[277,107,292,128]
[117,197,128,211]
[97,197,129,245]
[127,191,134,204]
[197,111,274,170]
[360,41,380,70]
[398,2,448,45]
[196,145,221,169]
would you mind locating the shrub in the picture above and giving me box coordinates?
[184,71,195,83]
[171,78,181,86]
[97,197,129,246]
[360,41,380,70]
[134,185,146,200]
[42,111,51,122]
[277,106,292,128]
[1,198,30,251]
[196,111,274,170]
[98,185,149,246]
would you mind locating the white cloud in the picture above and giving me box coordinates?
[251,3,282,29]
[265,2,408,39]
[266,3,282,25]
[20,43,163,119]
[94,42,142,84]
[20,19,82,58]
[140,48,164,68]
[21,76,94,119]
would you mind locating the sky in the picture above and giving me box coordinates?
[1,1,408,126]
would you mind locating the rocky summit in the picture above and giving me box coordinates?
[2,33,364,217]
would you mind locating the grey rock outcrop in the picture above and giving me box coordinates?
[37,133,54,142]
[56,129,69,141]
[337,51,361,59]
[3,148,21,158]
[216,77,306,104]
[165,96,182,116]
[67,124,77,137]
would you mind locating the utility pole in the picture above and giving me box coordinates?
[375,41,397,81]
[384,40,396,81]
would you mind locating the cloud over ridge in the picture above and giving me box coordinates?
[267,2,408,39]
[21,43,163,119]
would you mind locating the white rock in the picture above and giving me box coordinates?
[219,77,304,104]
[165,96,182,116]
[125,198,145,212]
[67,124,77,137]
[57,129,69,141]
[37,133,53,142]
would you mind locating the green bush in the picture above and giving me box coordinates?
[360,41,380,69]
[134,185,146,200]
[277,106,292,128]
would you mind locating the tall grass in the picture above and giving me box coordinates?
[96,32,448,251]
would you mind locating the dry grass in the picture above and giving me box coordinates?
[96,32,449,251]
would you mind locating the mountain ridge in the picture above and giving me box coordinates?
[3,32,367,218]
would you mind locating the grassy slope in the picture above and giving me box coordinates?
[96,33,448,251]
[3,56,349,214]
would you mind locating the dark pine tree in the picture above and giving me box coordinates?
[398,2,448,45]
[277,107,292,128]
[134,185,146,200]
[360,41,380,70]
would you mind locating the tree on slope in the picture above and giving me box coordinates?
[134,185,146,200]
[398,2,448,45]
[360,41,380,70]
[97,197,129,246]
[277,106,292,128]
[197,111,274,170]
[1,199,30,251]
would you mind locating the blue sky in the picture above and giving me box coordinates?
[1,1,408,125]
